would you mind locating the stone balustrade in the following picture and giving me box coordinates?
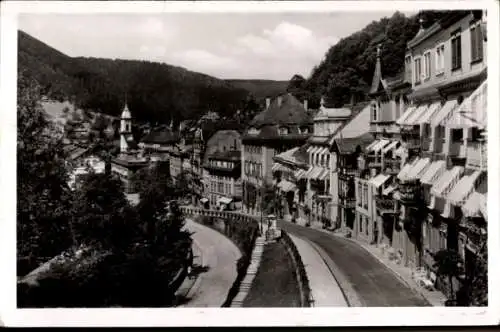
[180,206,260,225]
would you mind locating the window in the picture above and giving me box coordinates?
[451,30,462,70]
[405,55,412,82]
[470,20,484,62]
[452,129,463,141]
[371,103,377,122]
[414,57,422,84]
[435,44,445,75]
[423,51,431,79]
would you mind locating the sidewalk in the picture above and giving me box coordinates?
[288,234,348,307]
[333,233,447,307]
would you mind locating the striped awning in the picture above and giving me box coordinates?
[431,166,464,197]
[431,99,458,126]
[447,175,475,206]
[443,80,487,129]
[419,102,442,124]
[200,198,209,203]
[272,163,287,172]
[294,169,307,180]
[317,168,329,181]
[372,139,391,153]
[382,140,400,154]
[396,106,417,125]
[383,185,395,196]
[366,140,380,152]
[420,160,446,185]
[397,158,418,181]
[369,173,391,188]
[316,146,329,155]
[307,166,328,180]
[406,158,431,181]
[405,104,429,126]
[307,146,315,153]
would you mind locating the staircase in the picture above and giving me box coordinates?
[230,236,266,307]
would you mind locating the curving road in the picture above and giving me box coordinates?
[178,219,241,307]
[279,221,429,307]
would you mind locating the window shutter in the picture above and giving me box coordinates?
[477,26,483,59]
[471,26,477,61]
[457,35,462,68]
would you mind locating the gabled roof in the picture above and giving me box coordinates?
[141,127,179,144]
[333,133,375,154]
[249,93,311,127]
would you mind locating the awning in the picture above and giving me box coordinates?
[316,147,329,155]
[446,173,477,206]
[406,158,430,181]
[431,166,464,197]
[217,197,233,205]
[200,198,209,203]
[430,99,458,126]
[272,163,287,172]
[419,102,442,124]
[462,191,482,218]
[318,168,329,181]
[383,185,396,196]
[307,146,315,153]
[366,140,380,152]
[382,140,400,154]
[447,171,481,206]
[369,173,391,188]
[396,106,417,125]
[443,80,487,129]
[405,104,429,126]
[372,139,391,153]
[294,169,306,180]
[397,158,418,181]
[420,160,446,185]
[308,166,328,180]
[309,146,321,154]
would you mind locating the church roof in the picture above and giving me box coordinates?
[121,103,131,119]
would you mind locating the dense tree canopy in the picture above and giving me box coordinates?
[289,11,450,107]
[17,72,74,274]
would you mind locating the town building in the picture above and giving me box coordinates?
[139,125,180,164]
[110,103,149,193]
[242,93,313,216]
[389,10,487,297]
[353,42,411,246]
[200,130,242,210]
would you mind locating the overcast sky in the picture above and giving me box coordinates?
[19,12,414,80]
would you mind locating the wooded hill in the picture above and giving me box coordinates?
[287,11,451,108]
[18,30,282,125]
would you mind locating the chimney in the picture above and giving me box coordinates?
[278,96,283,107]
[266,97,271,109]
[303,99,308,110]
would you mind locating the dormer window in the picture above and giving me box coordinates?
[299,126,309,134]
[279,126,289,135]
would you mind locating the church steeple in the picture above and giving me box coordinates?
[369,43,383,95]
[120,101,133,154]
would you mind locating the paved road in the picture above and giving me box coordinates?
[279,221,429,307]
[178,219,241,307]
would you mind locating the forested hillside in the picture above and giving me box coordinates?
[18,31,252,125]
[225,79,288,101]
[288,11,450,108]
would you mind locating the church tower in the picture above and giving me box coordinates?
[120,102,133,154]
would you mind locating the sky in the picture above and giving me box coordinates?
[19,12,415,80]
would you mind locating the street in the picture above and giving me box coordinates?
[278,221,430,307]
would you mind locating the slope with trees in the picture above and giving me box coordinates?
[287,11,450,107]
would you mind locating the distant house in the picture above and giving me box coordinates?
[68,155,106,190]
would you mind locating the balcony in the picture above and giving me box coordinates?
[375,197,397,214]
[466,141,487,170]
[398,180,421,205]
